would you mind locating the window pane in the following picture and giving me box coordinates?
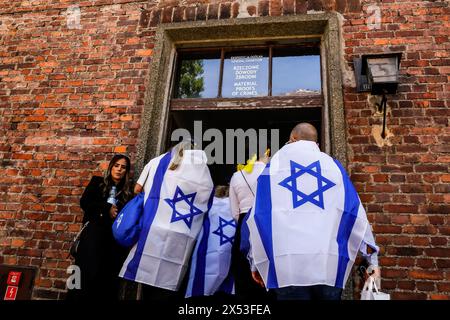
[222,50,269,98]
[272,48,321,96]
[175,52,221,98]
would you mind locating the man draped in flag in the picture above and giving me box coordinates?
[119,142,214,300]
[247,123,380,300]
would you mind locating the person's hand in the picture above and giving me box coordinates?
[366,265,381,288]
[251,271,265,288]
[134,184,143,194]
[109,205,118,219]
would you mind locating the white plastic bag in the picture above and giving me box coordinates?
[361,276,391,300]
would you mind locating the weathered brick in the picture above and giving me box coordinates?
[219,2,231,19]
[347,0,361,13]
[322,0,336,11]
[335,0,346,13]
[411,237,430,246]
[150,9,162,27]
[409,270,444,281]
[185,6,196,21]
[33,289,60,300]
[259,0,270,16]
[392,292,428,300]
[430,237,447,246]
[270,0,282,16]
[398,280,415,290]
[384,204,418,214]
[139,9,151,28]
[383,268,408,279]
[208,4,219,20]
[416,258,435,269]
[136,49,153,57]
[283,0,295,15]
[430,294,450,300]
[308,0,323,11]
[426,205,450,215]
[159,0,179,6]
[425,248,450,258]
[437,282,450,292]
[388,247,423,256]
[197,5,208,21]
[173,7,184,22]
[246,5,257,16]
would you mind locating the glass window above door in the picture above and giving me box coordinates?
[173,45,321,99]
[175,52,221,99]
[222,50,269,98]
[272,47,321,96]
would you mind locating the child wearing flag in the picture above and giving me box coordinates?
[247,123,380,300]
[185,185,236,299]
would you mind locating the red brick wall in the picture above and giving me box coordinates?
[0,0,448,300]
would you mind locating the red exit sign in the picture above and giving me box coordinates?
[7,271,22,286]
[4,286,18,300]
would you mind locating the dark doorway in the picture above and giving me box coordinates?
[166,108,322,185]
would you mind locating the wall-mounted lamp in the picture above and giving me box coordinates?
[354,53,402,138]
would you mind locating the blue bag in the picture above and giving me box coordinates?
[112,192,144,247]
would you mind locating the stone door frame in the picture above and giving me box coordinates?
[133,13,351,298]
[135,13,347,174]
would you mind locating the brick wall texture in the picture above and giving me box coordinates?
[0,0,449,300]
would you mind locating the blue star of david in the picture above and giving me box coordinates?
[212,217,237,246]
[165,186,203,229]
[279,160,336,210]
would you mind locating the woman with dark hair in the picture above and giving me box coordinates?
[67,154,133,300]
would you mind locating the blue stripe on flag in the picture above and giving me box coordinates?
[334,159,360,288]
[191,189,215,296]
[253,163,278,288]
[239,208,251,255]
[123,152,172,280]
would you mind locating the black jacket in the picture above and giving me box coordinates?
[67,176,131,300]
[80,176,127,224]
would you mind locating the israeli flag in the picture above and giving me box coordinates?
[247,140,372,289]
[185,197,236,297]
[120,150,214,291]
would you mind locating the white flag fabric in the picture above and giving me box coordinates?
[120,150,214,291]
[185,197,236,297]
[247,140,370,289]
